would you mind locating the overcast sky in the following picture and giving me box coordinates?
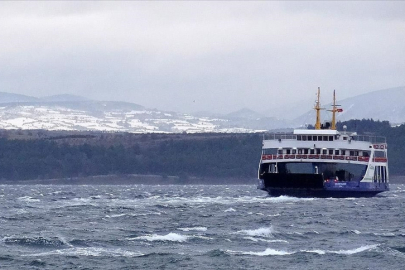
[1,1,404,115]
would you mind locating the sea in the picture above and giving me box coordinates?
[0,184,404,270]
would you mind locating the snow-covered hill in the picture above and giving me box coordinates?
[0,93,266,133]
[0,86,403,133]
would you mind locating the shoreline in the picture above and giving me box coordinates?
[1,174,404,185]
[0,174,257,185]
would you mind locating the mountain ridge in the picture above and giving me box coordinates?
[0,86,403,133]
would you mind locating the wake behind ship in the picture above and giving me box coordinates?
[257,88,389,197]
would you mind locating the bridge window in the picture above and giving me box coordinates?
[374,151,386,158]
[329,136,333,141]
[318,136,323,141]
[349,151,359,156]
[263,148,277,155]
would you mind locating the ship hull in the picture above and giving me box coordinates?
[259,173,388,198]
[261,187,383,198]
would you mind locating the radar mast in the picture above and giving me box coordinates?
[328,90,342,130]
[314,87,322,130]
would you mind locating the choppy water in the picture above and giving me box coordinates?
[0,184,405,269]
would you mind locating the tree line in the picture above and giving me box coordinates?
[0,119,403,182]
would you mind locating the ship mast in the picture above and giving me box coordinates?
[314,87,322,130]
[328,90,341,130]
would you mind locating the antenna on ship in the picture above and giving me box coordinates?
[328,90,343,130]
[314,87,323,130]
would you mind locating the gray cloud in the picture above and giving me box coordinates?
[0,1,404,115]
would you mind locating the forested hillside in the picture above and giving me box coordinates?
[0,131,262,181]
[0,119,403,182]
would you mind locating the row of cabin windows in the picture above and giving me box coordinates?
[297,135,334,141]
[264,148,371,157]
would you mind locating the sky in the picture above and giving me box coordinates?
[0,1,404,116]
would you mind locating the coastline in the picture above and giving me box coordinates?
[0,174,257,185]
[1,174,404,185]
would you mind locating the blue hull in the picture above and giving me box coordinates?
[262,187,385,198]
[258,173,389,198]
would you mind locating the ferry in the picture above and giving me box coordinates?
[257,88,389,197]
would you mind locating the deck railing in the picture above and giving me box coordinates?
[261,154,387,163]
[263,133,386,144]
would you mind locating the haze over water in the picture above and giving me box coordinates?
[0,184,404,269]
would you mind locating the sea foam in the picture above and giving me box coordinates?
[23,247,144,257]
[133,233,188,242]
[301,244,379,255]
[178,227,207,232]
[229,244,378,257]
[228,248,293,256]
[238,227,273,237]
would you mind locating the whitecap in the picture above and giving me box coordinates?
[17,196,40,202]
[224,208,236,212]
[330,244,378,254]
[107,213,127,218]
[23,247,144,257]
[268,213,280,217]
[229,248,293,256]
[238,227,273,237]
[178,227,207,232]
[132,233,188,242]
[373,232,395,237]
[301,244,378,255]
[243,237,288,243]
[265,196,315,203]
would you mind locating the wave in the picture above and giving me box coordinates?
[105,211,162,219]
[102,195,316,209]
[3,236,69,248]
[265,196,316,203]
[228,244,378,257]
[178,227,207,232]
[23,247,144,257]
[17,196,40,202]
[131,233,188,242]
[237,227,273,237]
[301,244,379,255]
[243,237,288,243]
[228,248,293,256]
[373,232,396,237]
